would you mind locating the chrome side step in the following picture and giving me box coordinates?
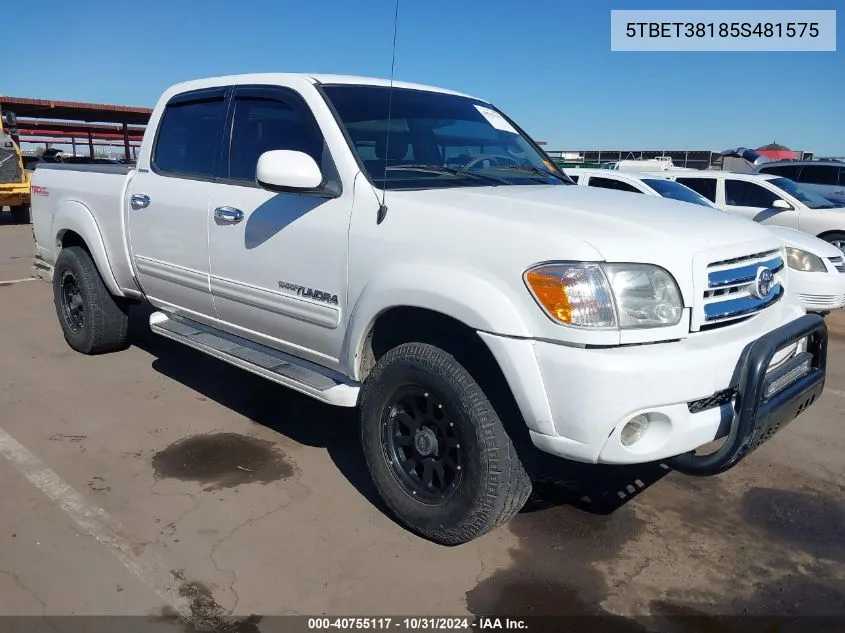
[149,311,359,407]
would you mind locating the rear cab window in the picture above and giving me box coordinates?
[152,89,228,179]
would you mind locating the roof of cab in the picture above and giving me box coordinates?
[162,73,481,101]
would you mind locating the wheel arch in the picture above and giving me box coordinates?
[342,265,532,382]
[816,229,845,242]
[53,201,124,297]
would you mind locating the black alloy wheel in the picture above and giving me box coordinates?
[60,270,85,333]
[382,386,463,503]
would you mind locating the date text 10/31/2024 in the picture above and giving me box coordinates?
[306,617,527,630]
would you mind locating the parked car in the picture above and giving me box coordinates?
[755,160,845,206]
[645,170,845,252]
[770,226,845,314]
[31,73,827,545]
[565,169,845,314]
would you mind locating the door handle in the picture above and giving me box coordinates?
[130,193,150,210]
[214,206,244,224]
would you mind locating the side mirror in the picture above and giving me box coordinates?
[772,199,792,210]
[256,150,323,192]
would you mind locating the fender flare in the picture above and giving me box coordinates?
[341,264,532,380]
[52,200,124,297]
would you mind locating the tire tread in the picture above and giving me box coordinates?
[360,342,532,545]
[53,246,129,354]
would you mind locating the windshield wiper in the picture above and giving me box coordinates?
[494,164,570,183]
[385,164,508,185]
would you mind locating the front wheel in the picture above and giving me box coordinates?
[52,246,130,354]
[360,342,532,545]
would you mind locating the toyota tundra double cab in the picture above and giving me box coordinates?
[31,74,827,545]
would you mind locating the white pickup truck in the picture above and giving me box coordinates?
[31,74,828,545]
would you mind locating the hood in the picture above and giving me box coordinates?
[391,184,779,261]
[767,225,844,258]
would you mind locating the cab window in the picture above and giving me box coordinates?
[724,180,779,208]
[587,177,642,193]
[153,93,227,178]
[675,177,717,202]
[227,94,324,182]
[759,164,801,179]
[799,165,838,185]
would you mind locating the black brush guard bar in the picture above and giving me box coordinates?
[668,313,828,476]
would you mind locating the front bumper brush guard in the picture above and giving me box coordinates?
[668,313,828,476]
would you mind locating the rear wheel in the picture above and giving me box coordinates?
[52,246,130,354]
[821,231,845,253]
[10,204,30,224]
[360,342,532,545]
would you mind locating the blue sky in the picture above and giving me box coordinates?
[8,0,844,154]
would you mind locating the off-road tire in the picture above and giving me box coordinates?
[10,204,30,224]
[360,342,532,545]
[52,246,129,354]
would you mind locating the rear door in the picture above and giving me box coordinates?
[127,87,228,326]
[721,177,799,228]
[206,84,351,367]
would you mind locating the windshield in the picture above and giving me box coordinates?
[769,177,838,209]
[642,178,716,208]
[321,85,568,190]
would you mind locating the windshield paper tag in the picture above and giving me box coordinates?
[474,105,518,134]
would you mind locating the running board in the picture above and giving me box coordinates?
[149,311,359,407]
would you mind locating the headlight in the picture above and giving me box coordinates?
[603,263,684,328]
[524,263,683,329]
[785,247,827,272]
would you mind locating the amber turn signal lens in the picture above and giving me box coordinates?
[525,269,572,323]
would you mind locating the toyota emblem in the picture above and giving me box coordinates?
[751,267,775,299]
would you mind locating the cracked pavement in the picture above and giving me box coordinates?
[1,221,844,622]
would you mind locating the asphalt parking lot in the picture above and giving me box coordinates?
[1,212,844,628]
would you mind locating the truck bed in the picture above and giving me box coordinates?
[31,162,138,294]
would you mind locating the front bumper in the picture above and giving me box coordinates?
[479,307,827,474]
[791,267,845,313]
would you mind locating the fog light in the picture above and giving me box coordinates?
[621,414,649,446]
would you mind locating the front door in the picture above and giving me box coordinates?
[720,178,800,229]
[127,87,228,326]
[207,84,351,369]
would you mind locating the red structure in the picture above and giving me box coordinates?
[0,95,152,160]
[756,143,798,161]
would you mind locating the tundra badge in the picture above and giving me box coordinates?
[278,280,339,305]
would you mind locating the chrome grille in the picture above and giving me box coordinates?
[828,256,844,273]
[703,249,784,325]
[797,293,844,307]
